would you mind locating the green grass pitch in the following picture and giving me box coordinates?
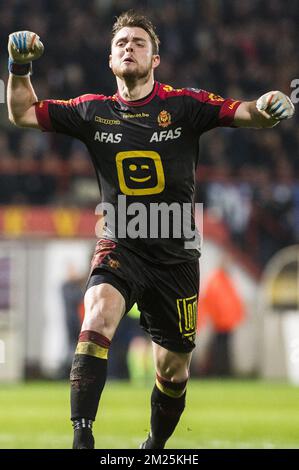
[0,379,298,449]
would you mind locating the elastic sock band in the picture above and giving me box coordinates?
[79,330,111,348]
[75,330,111,360]
[156,374,188,398]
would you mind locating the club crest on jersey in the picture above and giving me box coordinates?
[208,93,225,102]
[158,110,172,128]
[108,258,120,269]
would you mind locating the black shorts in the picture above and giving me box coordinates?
[86,239,199,353]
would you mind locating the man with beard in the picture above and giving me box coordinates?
[7,10,294,449]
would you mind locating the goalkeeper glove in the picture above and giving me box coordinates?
[8,31,44,76]
[256,90,295,123]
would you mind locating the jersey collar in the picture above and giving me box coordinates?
[116,81,159,107]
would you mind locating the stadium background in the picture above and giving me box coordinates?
[0,0,299,449]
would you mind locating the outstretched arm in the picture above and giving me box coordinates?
[7,74,40,128]
[234,91,295,128]
[7,31,44,128]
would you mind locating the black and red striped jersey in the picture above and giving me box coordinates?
[35,81,241,264]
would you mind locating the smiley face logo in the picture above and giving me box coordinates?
[128,163,152,183]
[116,151,165,196]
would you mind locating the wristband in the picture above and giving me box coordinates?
[8,58,32,76]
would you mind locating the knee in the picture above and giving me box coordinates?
[82,303,108,338]
[156,361,189,383]
[81,286,124,340]
[155,347,191,383]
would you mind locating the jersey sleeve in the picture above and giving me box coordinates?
[184,88,242,134]
[34,94,96,140]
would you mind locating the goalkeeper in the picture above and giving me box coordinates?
[7,15,295,450]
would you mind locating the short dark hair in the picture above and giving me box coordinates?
[111,10,160,55]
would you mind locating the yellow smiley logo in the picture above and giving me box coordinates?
[128,164,151,183]
[116,151,165,196]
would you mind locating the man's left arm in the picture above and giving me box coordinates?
[234,91,295,128]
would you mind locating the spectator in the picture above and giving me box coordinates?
[198,259,245,376]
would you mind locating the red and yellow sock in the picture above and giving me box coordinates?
[155,373,187,398]
[70,330,111,421]
[75,330,111,359]
[149,374,188,445]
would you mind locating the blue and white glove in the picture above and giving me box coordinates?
[256,90,295,123]
[8,31,44,76]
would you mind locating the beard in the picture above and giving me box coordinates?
[112,61,152,84]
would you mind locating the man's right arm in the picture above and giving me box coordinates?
[7,74,39,128]
[7,31,44,129]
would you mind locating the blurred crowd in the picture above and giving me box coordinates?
[0,0,298,266]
